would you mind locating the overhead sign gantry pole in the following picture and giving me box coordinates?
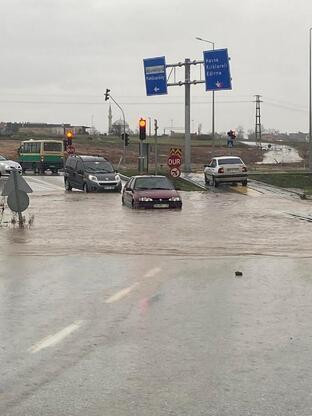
[143,50,232,172]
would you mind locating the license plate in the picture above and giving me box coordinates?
[104,186,114,189]
[154,203,169,208]
[228,168,239,172]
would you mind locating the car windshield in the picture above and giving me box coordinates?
[134,177,174,190]
[218,158,243,165]
[0,155,6,161]
[83,161,114,173]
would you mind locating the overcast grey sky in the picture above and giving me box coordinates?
[1,0,312,135]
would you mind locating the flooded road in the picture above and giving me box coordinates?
[1,175,312,415]
[241,141,303,164]
[1,174,312,257]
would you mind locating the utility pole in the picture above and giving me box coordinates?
[255,95,262,147]
[154,119,159,175]
[309,28,312,171]
[184,58,191,171]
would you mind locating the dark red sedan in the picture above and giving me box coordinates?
[122,175,182,209]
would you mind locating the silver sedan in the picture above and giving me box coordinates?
[0,154,22,177]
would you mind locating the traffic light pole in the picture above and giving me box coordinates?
[107,94,126,166]
[154,119,159,175]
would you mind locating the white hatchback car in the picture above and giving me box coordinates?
[204,156,248,187]
[0,154,23,177]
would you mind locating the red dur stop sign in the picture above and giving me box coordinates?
[167,154,182,167]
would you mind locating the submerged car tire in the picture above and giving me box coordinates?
[204,174,209,185]
[242,180,248,186]
[65,179,72,191]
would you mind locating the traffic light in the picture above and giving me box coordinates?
[139,118,146,140]
[121,133,129,146]
[105,89,110,101]
[66,130,73,146]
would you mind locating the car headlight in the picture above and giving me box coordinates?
[4,165,10,169]
[139,196,153,202]
[169,196,181,202]
[115,174,121,182]
[88,175,98,182]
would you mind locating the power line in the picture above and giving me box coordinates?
[0,99,253,105]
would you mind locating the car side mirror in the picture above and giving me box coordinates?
[125,187,132,192]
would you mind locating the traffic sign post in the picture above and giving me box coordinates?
[170,167,181,178]
[203,48,232,91]
[170,148,182,157]
[143,50,232,172]
[167,154,182,168]
[7,190,29,213]
[143,56,168,96]
[2,169,33,227]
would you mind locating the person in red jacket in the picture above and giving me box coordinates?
[227,129,236,147]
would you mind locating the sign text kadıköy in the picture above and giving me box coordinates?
[143,56,168,96]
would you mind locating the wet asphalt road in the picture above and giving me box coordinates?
[1,174,312,415]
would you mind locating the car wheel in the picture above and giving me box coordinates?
[204,174,209,185]
[83,183,89,193]
[242,180,248,186]
[65,179,72,191]
[213,177,218,187]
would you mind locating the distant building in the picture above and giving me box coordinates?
[0,122,90,137]
[111,119,130,136]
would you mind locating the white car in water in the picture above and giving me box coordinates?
[0,154,22,177]
[204,156,248,187]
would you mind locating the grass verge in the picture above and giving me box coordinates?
[249,172,312,194]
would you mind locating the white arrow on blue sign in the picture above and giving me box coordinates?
[143,56,168,96]
[203,48,232,91]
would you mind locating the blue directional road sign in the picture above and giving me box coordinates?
[203,48,232,91]
[143,56,168,96]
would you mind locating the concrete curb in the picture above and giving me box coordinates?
[180,174,207,190]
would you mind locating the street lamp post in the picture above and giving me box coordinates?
[195,36,215,150]
[309,28,312,171]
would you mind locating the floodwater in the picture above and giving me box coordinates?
[1,175,312,258]
[2,175,312,415]
[241,141,302,164]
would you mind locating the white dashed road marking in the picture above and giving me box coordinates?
[29,320,84,353]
